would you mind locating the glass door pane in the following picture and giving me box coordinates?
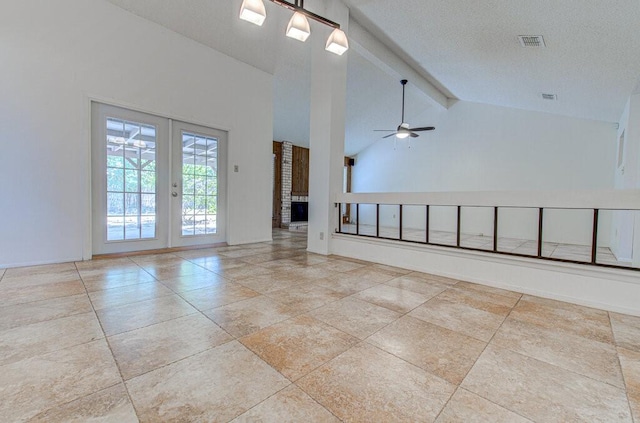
[172,122,227,247]
[105,118,158,241]
[181,132,217,236]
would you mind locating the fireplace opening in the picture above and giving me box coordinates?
[291,201,308,222]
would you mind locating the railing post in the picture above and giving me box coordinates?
[356,204,360,236]
[399,204,403,240]
[493,207,498,252]
[456,206,461,247]
[376,204,380,238]
[338,203,342,233]
[591,209,599,264]
[425,205,430,244]
[537,208,544,258]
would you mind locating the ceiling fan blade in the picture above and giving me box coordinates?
[382,133,398,139]
[373,129,396,132]
[409,132,419,138]
[409,126,435,132]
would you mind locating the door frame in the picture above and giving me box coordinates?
[89,100,230,257]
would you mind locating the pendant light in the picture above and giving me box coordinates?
[239,0,348,55]
[239,0,267,26]
[325,28,349,55]
[286,11,311,42]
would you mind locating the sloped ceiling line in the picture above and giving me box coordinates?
[348,17,449,110]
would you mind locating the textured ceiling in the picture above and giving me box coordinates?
[105,0,640,155]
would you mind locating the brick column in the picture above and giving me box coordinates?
[281,141,292,228]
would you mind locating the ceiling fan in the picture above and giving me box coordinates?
[375,79,435,139]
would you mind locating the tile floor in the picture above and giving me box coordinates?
[0,230,639,422]
[341,223,632,267]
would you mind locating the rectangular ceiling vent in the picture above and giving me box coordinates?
[518,35,546,48]
[541,93,557,100]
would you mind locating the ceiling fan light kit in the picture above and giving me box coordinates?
[374,79,436,140]
[239,0,349,55]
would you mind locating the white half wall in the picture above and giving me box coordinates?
[351,101,617,245]
[0,0,273,267]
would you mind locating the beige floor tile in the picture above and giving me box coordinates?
[353,284,431,313]
[368,315,486,385]
[409,297,506,342]
[141,262,212,280]
[179,282,260,311]
[316,274,382,296]
[109,313,233,380]
[0,339,122,422]
[435,388,533,423]
[203,296,297,337]
[266,283,345,313]
[158,271,230,293]
[297,342,455,423]
[81,269,156,292]
[461,345,632,422]
[76,263,145,281]
[75,257,137,271]
[241,315,358,381]
[96,294,197,336]
[311,259,367,273]
[3,262,77,278]
[89,281,174,310]
[0,279,86,308]
[510,295,614,344]
[435,288,514,315]
[129,253,183,266]
[285,266,341,281]
[385,274,449,297]
[231,385,339,423]
[611,313,640,352]
[454,280,522,300]
[0,312,103,366]
[1,269,81,288]
[408,272,460,286]
[235,271,306,294]
[618,347,640,422]
[197,256,247,272]
[493,318,624,388]
[28,383,138,423]
[371,263,413,276]
[308,296,400,340]
[0,294,92,331]
[126,341,290,422]
[212,264,276,281]
[340,266,398,283]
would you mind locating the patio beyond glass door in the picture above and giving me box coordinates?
[92,103,226,255]
[171,121,227,247]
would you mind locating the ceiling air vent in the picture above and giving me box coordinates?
[541,93,557,100]
[518,35,546,47]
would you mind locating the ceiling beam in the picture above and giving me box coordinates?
[348,17,449,110]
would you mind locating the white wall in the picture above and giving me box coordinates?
[611,94,640,263]
[0,0,273,267]
[351,101,617,245]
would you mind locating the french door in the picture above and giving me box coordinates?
[91,103,226,255]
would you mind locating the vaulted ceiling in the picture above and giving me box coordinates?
[106,0,640,155]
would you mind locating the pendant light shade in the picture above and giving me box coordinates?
[239,0,266,26]
[286,12,311,42]
[325,28,349,55]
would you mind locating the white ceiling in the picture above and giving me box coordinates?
[105,0,640,156]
